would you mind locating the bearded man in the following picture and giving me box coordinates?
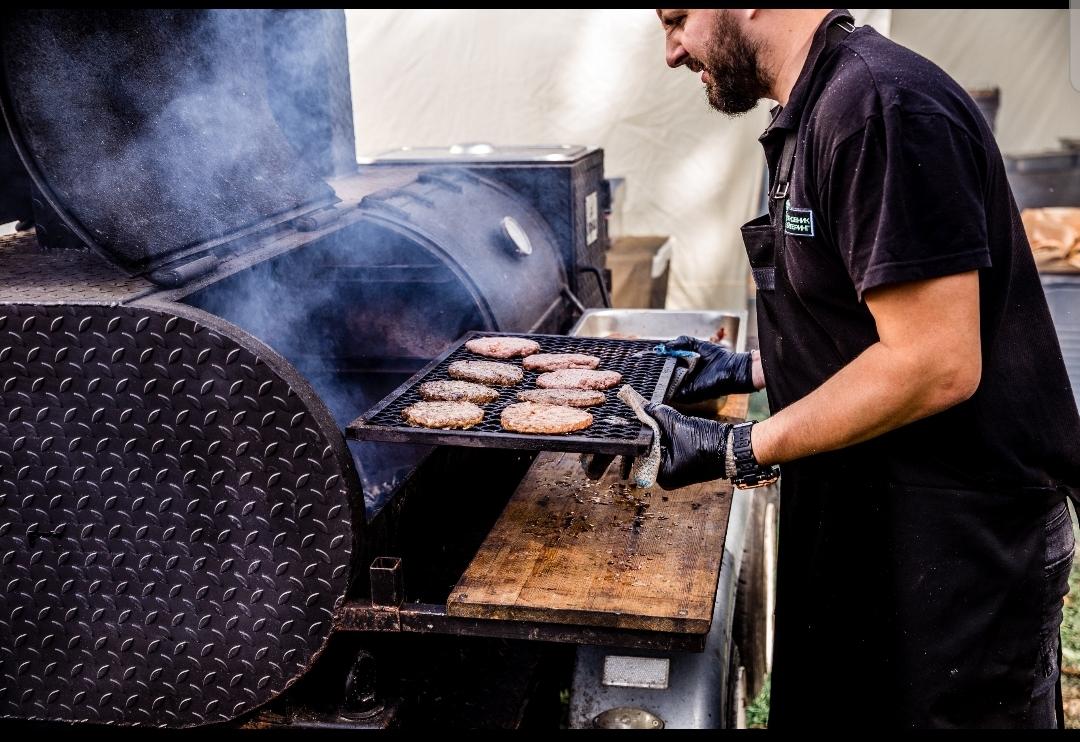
[651,8,1080,728]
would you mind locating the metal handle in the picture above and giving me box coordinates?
[502,216,533,256]
[577,264,612,308]
[561,285,588,316]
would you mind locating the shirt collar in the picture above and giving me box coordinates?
[760,8,854,140]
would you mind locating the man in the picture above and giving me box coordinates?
[651,8,1080,728]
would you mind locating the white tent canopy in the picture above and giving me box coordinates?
[345,9,1078,311]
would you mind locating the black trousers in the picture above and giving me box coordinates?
[1031,499,1075,728]
[769,479,1075,728]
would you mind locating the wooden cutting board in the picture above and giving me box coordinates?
[448,449,733,634]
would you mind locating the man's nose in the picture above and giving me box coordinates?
[665,37,688,68]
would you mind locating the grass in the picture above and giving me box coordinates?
[746,675,770,729]
[746,389,771,425]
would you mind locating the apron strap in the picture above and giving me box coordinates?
[770,18,855,202]
[771,132,798,201]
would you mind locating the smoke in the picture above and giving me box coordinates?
[1,10,599,519]
[262,10,357,179]
[186,226,475,518]
[3,9,417,513]
[2,9,348,265]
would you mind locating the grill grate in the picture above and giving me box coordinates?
[346,332,675,455]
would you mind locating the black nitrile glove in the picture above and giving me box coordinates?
[644,402,734,490]
[666,335,756,403]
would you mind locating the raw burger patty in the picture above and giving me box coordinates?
[419,380,499,403]
[535,369,622,390]
[402,401,484,429]
[464,336,541,359]
[522,353,601,372]
[448,360,524,386]
[500,402,593,434]
[517,388,605,407]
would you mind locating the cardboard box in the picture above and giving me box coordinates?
[605,235,673,308]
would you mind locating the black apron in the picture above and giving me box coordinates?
[747,21,1066,729]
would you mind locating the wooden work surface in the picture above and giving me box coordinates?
[666,394,749,424]
[448,444,735,634]
[716,393,750,422]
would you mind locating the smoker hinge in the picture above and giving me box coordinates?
[292,204,346,232]
[147,253,220,287]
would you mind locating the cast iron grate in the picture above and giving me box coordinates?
[346,331,675,455]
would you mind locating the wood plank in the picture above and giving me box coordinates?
[448,433,737,634]
[717,392,750,422]
[674,394,750,423]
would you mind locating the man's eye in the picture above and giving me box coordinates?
[661,12,684,30]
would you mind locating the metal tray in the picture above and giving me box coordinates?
[570,308,746,351]
[345,331,676,455]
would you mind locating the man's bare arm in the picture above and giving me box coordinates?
[750,270,982,465]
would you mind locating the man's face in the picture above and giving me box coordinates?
[658,9,771,116]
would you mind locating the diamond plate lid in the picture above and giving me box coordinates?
[0,9,337,275]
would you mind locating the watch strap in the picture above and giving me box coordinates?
[730,421,779,489]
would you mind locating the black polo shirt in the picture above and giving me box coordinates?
[757,9,1080,496]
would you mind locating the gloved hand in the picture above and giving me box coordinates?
[665,335,756,403]
[643,402,734,490]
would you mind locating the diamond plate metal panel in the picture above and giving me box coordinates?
[0,232,152,305]
[0,303,356,727]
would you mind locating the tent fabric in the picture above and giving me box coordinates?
[890,10,1080,157]
[345,11,1080,311]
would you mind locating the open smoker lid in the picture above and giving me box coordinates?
[0,9,338,274]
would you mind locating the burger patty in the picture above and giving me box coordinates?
[448,360,524,386]
[500,402,593,434]
[464,336,541,359]
[535,368,622,390]
[402,401,484,429]
[522,353,601,372]
[419,379,499,403]
[517,388,606,407]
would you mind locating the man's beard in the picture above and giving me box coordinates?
[701,11,771,116]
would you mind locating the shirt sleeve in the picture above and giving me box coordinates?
[819,110,992,301]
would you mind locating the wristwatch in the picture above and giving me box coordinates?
[730,421,780,489]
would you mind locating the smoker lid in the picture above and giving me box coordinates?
[362,143,590,164]
[0,9,337,274]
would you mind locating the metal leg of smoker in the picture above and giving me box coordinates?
[370,556,404,607]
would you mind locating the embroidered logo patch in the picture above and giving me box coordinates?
[784,201,815,237]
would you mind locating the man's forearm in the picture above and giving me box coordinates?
[750,340,978,465]
[750,349,766,390]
